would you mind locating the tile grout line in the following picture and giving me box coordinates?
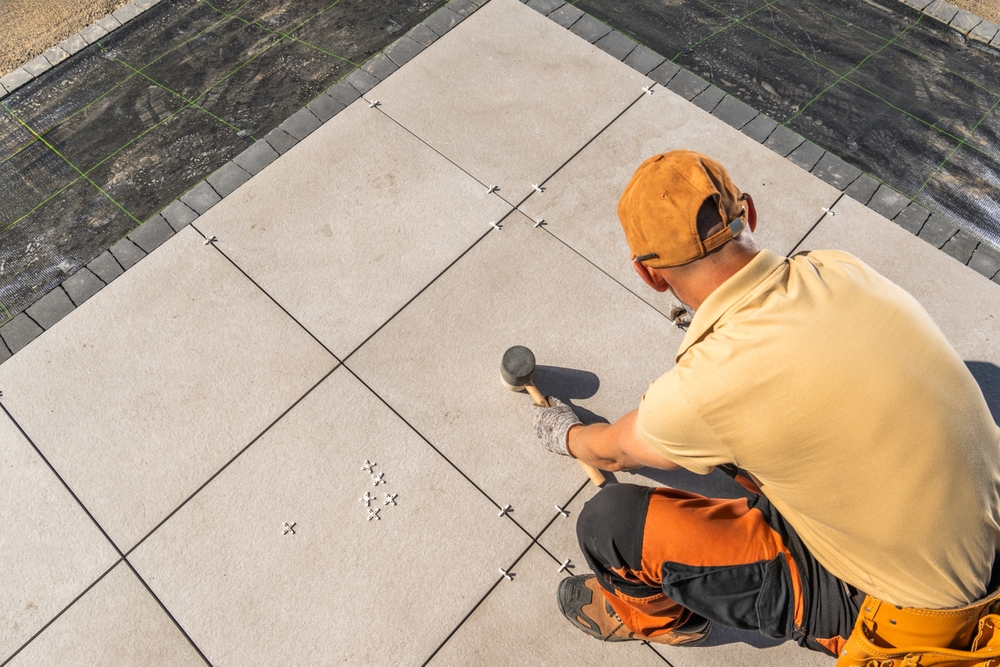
[419,480,618,667]
[0,403,126,558]
[188,221,344,362]
[787,192,846,256]
[122,364,341,558]
[119,558,215,666]
[0,400,215,666]
[338,361,546,544]
[418,539,537,666]
[0,558,123,667]
[338,221,507,365]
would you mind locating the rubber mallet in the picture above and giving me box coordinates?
[501,345,607,487]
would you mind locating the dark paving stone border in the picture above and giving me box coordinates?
[899,0,1000,47]
[1,0,998,364]
[0,0,487,363]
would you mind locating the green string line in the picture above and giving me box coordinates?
[106,48,246,133]
[80,103,194,178]
[12,8,240,146]
[4,108,140,225]
[1,175,83,235]
[841,77,1000,164]
[913,93,1000,198]
[669,0,780,62]
[783,15,922,125]
[796,0,899,42]
[0,300,12,323]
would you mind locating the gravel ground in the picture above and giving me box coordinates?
[1,0,130,78]
[1,0,998,81]
[954,0,1000,25]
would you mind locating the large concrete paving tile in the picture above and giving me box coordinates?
[371,0,650,204]
[0,415,120,661]
[348,212,685,535]
[799,197,1000,364]
[129,367,530,667]
[0,227,335,552]
[519,88,841,317]
[536,482,835,666]
[195,100,512,359]
[427,544,667,666]
[6,562,204,667]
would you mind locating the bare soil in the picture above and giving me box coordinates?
[1,0,130,78]
[954,0,1000,26]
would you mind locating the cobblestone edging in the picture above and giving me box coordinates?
[3,0,1000,364]
[899,0,1000,48]
[0,0,159,98]
[0,0,484,363]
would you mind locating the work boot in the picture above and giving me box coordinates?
[557,575,712,646]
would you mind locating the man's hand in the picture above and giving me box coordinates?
[532,396,582,456]
[566,410,681,472]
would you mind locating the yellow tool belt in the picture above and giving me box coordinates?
[836,589,1000,667]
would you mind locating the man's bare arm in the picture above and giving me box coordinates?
[566,410,681,472]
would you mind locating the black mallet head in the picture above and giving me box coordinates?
[500,345,536,391]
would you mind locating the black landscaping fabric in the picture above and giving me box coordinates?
[575,0,1000,246]
[0,0,443,324]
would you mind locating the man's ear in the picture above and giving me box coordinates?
[633,261,671,293]
[744,193,757,233]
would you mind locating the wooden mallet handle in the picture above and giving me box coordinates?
[525,383,607,488]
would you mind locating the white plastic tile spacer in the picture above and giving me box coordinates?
[531,184,544,193]
[361,459,376,473]
[383,493,398,506]
[490,220,502,231]
[499,568,514,581]
[367,507,381,521]
[558,559,573,573]
[371,472,386,487]
[534,218,545,228]
[555,504,569,517]
[497,504,512,517]
[282,522,296,535]
[368,99,380,109]
[642,84,654,95]
[203,235,217,245]
[487,185,498,195]
[822,207,836,216]
[360,491,374,507]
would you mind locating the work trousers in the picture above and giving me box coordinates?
[576,477,861,656]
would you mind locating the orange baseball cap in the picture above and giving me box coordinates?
[617,150,747,268]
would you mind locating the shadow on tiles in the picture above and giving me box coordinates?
[967,362,1000,425]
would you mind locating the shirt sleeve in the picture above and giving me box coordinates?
[636,369,733,475]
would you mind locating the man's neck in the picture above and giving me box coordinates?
[669,248,761,311]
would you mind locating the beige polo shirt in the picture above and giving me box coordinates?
[638,249,1000,609]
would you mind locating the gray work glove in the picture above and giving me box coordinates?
[533,396,582,456]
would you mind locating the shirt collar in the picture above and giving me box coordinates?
[675,249,786,360]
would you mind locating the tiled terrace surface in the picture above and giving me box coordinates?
[3,0,1000,665]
